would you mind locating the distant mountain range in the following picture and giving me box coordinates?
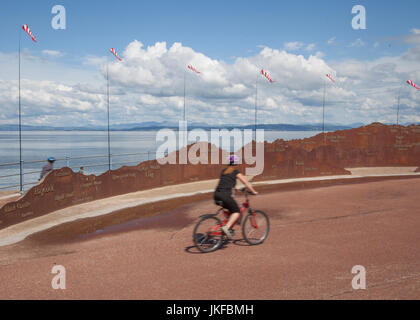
[0,121,417,132]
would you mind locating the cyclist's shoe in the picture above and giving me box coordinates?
[221,226,234,239]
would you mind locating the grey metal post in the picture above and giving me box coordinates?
[20,160,24,194]
[254,74,258,142]
[396,83,403,126]
[183,70,186,122]
[322,81,327,145]
[107,63,111,172]
[19,29,23,193]
[66,156,70,168]
[322,81,326,133]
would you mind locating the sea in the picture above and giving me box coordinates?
[0,130,322,191]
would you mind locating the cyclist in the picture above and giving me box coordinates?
[214,155,258,239]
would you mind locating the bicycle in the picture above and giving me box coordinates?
[193,188,270,253]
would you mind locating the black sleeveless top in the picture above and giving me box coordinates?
[215,168,240,194]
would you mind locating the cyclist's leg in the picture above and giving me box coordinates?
[223,195,241,230]
[225,212,240,230]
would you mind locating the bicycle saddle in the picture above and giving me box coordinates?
[215,200,224,207]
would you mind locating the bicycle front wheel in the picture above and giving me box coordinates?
[193,216,223,253]
[242,210,270,245]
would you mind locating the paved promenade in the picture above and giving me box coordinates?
[0,169,419,299]
[0,167,419,247]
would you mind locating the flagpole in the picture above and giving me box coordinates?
[254,73,258,142]
[183,69,186,122]
[396,82,403,126]
[107,63,111,172]
[18,29,23,193]
[322,81,326,145]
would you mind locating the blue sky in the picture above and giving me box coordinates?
[0,0,419,126]
[1,0,418,61]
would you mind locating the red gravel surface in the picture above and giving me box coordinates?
[0,177,419,300]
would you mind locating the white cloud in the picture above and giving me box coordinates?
[405,29,420,45]
[0,38,420,127]
[305,43,316,52]
[284,42,304,51]
[327,37,336,45]
[384,29,420,46]
[283,42,316,53]
[349,38,366,48]
[42,50,63,57]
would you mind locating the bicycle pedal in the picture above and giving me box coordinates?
[222,230,235,239]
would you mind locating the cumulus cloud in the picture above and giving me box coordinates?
[105,41,335,105]
[0,37,419,127]
[330,52,420,123]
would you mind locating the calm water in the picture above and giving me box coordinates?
[0,130,321,190]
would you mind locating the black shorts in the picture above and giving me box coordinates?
[214,191,240,214]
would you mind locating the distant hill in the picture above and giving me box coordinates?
[2,121,416,132]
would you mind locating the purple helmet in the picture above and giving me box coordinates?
[228,155,239,165]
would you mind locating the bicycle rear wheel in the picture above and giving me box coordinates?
[242,210,270,245]
[193,216,223,253]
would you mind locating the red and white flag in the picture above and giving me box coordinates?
[22,24,36,43]
[326,74,335,83]
[188,65,201,74]
[407,80,420,90]
[261,69,274,83]
[110,48,122,61]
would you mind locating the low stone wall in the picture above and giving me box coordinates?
[287,123,420,167]
[0,160,225,230]
[1,123,420,230]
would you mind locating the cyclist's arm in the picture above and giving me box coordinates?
[237,173,258,195]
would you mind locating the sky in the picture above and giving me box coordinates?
[0,0,420,127]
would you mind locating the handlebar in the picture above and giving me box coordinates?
[239,187,256,195]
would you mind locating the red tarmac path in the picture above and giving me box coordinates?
[0,177,419,300]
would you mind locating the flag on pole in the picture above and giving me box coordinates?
[110,48,122,61]
[326,74,335,83]
[22,24,36,42]
[407,80,420,90]
[188,65,201,74]
[261,69,274,83]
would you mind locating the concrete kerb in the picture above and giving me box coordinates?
[0,169,419,247]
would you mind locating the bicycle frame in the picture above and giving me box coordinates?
[208,191,259,237]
